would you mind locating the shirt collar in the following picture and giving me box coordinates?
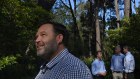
[126,51,131,55]
[40,48,69,70]
[44,48,69,69]
[95,58,102,61]
[115,53,122,56]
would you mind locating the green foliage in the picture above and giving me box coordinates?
[81,56,94,68]
[0,56,17,70]
[0,0,53,78]
[107,28,123,45]
[0,0,53,55]
[121,15,140,51]
[104,28,123,58]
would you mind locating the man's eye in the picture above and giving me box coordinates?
[41,34,46,36]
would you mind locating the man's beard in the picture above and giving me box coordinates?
[37,39,58,59]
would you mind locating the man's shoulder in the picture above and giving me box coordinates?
[92,59,98,64]
[112,53,124,57]
[60,53,89,70]
[127,52,134,58]
[63,53,86,66]
[129,52,134,56]
[63,53,92,77]
[120,53,125,57]
[112,54,116,58]
[120,53,124,55]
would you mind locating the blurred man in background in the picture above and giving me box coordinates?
[91,51,106,79]
[111,45,125,79]
[123,46,135,79]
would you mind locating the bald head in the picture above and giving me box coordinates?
[115,45,121,54]
[35,22,69,60]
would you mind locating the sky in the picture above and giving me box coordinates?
[136,0,140,7]
[57,0,140,13]
[132,0,140,13]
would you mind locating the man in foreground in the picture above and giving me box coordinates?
[35,22,93,79]
[91,51,106,79]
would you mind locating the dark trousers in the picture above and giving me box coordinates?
[125,73,135,79]
[93,75,105,79]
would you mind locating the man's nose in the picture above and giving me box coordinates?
[35,36,41,43]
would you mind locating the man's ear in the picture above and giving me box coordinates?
[56,34,63,44]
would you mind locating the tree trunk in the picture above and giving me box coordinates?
[74,0,76,15]
[124,0,130,18]
[102,1,106,58]
[89,35,92,56]
[102,1,106,43]
[114,0,120,28]
[89,0,94,56]
[95,1,101,51]
[103,5,106,35]
[68,0,80,45]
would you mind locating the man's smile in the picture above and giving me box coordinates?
[36,43,45,50]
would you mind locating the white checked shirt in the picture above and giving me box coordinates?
[35,48,93,79]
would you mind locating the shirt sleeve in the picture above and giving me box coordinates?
[125,55,135,72]
[133,56,135,70]
[129,55,135,70]
[122,55,125,70]
[91,61,98,75]
[103,62,106,72]
[110,56,114,71]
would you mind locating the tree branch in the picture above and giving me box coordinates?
[68,0,75,18]
[60,0,70,9]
